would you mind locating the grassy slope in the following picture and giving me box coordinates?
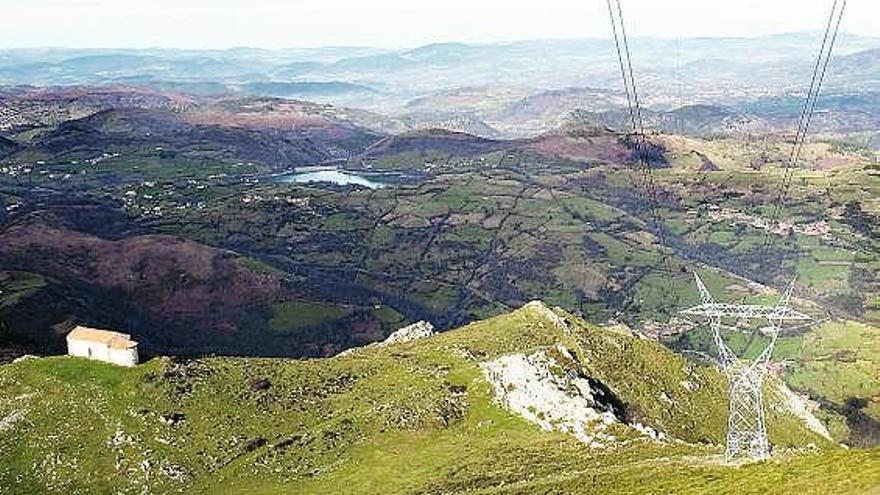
[1,304,876,494]
[787,320,880,428]
[671,318,880,443]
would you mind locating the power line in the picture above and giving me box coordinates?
[606,0,676,299]
[758,0,847,272]
[607,0,665,233]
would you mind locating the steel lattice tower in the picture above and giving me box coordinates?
[681,273,811,461]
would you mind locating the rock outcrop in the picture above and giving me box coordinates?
[522,301,570,334]
[481,345,623,446]
[381,321,435,345]
[776,384,832,441]
[337,320,435,356]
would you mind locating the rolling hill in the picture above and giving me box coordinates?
[0,84,876,460]
[0,91,388,168]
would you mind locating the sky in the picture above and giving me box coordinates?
[1,0,877,49]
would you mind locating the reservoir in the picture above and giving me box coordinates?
[276,169,390,189]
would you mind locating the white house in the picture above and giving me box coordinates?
[66,326,139,367]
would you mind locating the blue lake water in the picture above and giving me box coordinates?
[276,170,389,189]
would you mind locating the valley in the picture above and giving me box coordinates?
[0,88,877,454]
[0,25,878,493]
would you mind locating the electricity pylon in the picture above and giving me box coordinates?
[681,273,811,461]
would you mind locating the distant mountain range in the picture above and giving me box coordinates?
[0,33,878,143]
[1,33,877,101]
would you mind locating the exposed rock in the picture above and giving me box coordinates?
[381,320,436,345]
[0,409,24,433]
[250,378,271,391]
[272,435,302,451]
[776,384,832,441]
[448,384,467,395]
[160,412,186,427]
[337,320,435,356]
[12,354,39,364]
[523,301,570,334]
[243,437,267,453]
[437,384,468,427]
[680,380,700,392]
[107,429,135,448]
[160,463,189,483]
[630,422,666,440]
[480,345,621,446]
[0,392,35,433]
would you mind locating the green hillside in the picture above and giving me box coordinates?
[1,302,876,494]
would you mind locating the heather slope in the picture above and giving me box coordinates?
[0,220,408,359]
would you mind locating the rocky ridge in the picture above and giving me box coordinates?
[337,320,435,356]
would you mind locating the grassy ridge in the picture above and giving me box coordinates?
[1,304,874,494]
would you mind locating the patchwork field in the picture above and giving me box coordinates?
[1,94,877,454]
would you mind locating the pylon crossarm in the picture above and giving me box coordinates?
[681,303,811,320]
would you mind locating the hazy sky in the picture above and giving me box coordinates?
[1,0,876,49]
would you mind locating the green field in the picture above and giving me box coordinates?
[0,271,45,309]
[786,321,880,407]
[268,300,353,335]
